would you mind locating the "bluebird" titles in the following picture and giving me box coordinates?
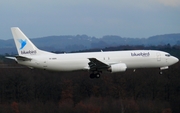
[131,52,150,57]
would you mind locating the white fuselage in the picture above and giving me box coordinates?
[17,50,178,72]
[9,27,179,77]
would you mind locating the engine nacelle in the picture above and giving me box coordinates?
[108,63,127,73]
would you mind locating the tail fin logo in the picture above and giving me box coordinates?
[18,39,27,50]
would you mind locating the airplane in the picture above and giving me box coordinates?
[6,27,179,78]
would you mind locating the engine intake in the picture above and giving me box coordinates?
[108,63,127,73]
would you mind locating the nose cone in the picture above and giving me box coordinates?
[171,56,179,65]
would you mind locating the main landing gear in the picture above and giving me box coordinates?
[90,71,101,79]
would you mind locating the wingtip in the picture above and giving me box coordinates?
[11,27,19,30]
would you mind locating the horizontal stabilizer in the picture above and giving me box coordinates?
[6,56,31,61]
[6,57,17,61]
[15,56,32,61]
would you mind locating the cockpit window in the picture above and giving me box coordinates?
[165,54,171,57]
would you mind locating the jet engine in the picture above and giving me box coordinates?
[108,63,127,73]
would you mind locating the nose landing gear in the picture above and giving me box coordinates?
[159,71,163,75]
[159,66,169,75]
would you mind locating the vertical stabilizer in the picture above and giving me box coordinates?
[11,27,40,56]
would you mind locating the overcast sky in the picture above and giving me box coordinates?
[1,0,180,39]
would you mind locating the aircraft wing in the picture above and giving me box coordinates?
[88,58,110,71]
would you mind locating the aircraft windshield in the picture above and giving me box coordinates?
[165,54,171,57]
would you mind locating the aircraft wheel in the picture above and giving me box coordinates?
[96,73,100,78]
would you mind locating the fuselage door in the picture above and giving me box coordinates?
[156,52,161,61]
[43,61,47,68]
[35,60,47,69]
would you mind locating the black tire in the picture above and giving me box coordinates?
[96,73,100,78]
